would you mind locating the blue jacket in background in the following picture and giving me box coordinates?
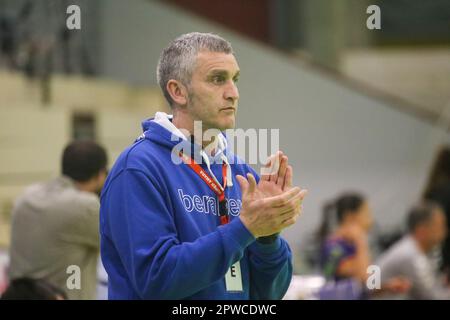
[100,118,293,299]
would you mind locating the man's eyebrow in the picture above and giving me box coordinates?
[208,69,240,77]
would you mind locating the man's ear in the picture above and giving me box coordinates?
[166,79,188,106]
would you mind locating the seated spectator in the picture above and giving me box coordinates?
[376,201,450,299]
[8,140,108,300]
[1,278,67,300]
[317,193,409,299]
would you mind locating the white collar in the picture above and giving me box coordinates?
[152,112,233,187]
[153,111,188,141]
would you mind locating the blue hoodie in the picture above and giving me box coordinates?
[100,115,293,300]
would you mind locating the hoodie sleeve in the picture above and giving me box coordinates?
[248,238,293,299]
[102,168,255,299]
[244,165,293,300]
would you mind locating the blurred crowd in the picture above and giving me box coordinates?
[299,147,450,299]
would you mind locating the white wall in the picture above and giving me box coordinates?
[98,0,450,271]
[341,48,450,116]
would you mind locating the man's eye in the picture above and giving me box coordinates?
[212,76,226,84]
[233,77,239,83]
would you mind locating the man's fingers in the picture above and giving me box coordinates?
[247,173,257,195]
[261,152,278,181]
[280,206,302,227]
[260,155,272,181]
[269,151,282,182]
[237,173,258,196]
[261,151,283,182]
[283,165,293,191]
[280,193,307,227]
[276,155,288,187]
[281,214,299,228]
[263,186,301,207]
[278,189,307,216]
[236,175,249,195]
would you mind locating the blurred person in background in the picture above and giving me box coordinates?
[1,277,67,300]
[423,146,450,280]
[8,140,108,300]
[318,193,373,284]
[317,193,409,299]
[376,202,450,299]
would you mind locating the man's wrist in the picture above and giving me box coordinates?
[257,233,280,244]
[239,216,257,238]
[250,235,282,255]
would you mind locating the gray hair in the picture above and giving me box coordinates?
[156,32,234,107]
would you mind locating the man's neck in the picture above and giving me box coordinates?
[74,180,96,194]
[172,112,219,151]
[172,110,194,137]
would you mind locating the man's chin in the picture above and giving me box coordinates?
[218,116,236,131]
[202,116,235,131]
[218,122,235,131]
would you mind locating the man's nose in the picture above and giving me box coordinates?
[224,81,239,103]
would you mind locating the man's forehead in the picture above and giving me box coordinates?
[195,51,239,73]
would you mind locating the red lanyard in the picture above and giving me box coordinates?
[178,151,229,225]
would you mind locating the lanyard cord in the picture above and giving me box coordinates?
[178,151,230,225]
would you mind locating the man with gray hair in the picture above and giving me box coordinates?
[376,202,450,299]
[100,32,307,300]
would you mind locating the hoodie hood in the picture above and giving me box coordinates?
[140,112,233,187]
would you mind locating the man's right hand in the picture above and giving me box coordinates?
[236,173,307,238]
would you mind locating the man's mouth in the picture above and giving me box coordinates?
[220,107,235,112]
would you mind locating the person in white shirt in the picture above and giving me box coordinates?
[377,201,450,299]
